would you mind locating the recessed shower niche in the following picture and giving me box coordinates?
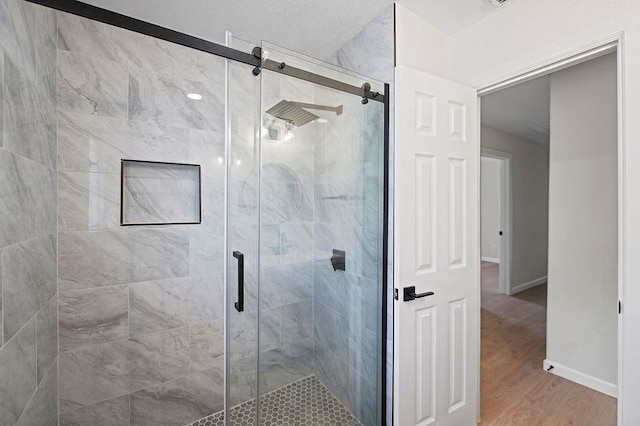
[120,160,202,226]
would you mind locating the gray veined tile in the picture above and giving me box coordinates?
[278,221,314,265]
[281,300,313,343]
[58,49,129,118]
[0,251,3,346]
[130,368,224,426]
[350,369,378,426]
[259,306,281,352]
[58,171,120,232]
[313,345,352,411]
[35,5,57,101]
[2,234,57,341]
[57,110,191,174]
[335,5,394,84]
[314,302,350,362]
[189,227,224,277]
[0,317,37,425]
[0,52,4,149]
[260,164,312,226]
[58,394,129,426]
[59,327,190,412]
[188,275,224,325]
[229,354,256,406]
[59,285,128,352]
[3,53,56,167]
[16,357,57,426]
[58,228,189,291]
[260,262,313,309]
[37,295,58,384]
[259,337,313,395]
[57,11,218,83]
[228,311,257,361]
[129,275,222,338]
[128,70,224,132]
[314,180,366,227]
[0,0,37,81]
[129,277,194,337]
[189,320,223,373]
[0,150,56,247]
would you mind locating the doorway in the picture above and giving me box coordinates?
[478,52,618,424]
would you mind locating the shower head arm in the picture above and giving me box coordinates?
[287,102,343,116]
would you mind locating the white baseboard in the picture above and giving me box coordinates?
[510,275,547,295]
[543,359,617,398]
[481,256,500,264]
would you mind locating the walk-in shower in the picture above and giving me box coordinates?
[0,0,389,424]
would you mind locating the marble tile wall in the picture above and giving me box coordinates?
[55,11,227,426]
[0,0,59,424]
[317,6,394,425]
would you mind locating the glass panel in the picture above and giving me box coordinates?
[257,42,384,425]
[225,34,260,424]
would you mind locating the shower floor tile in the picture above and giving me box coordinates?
[188,375,361,426]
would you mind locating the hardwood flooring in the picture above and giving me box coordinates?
[480,262,616,425]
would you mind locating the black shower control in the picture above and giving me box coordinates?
[331,249,346,271]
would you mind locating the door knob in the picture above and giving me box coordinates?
[403,286,435,302]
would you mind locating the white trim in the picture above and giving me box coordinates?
[543,359,618,398]
[510,275,547,295]
[481,148,512,295]
[481,256,500,264]
[478,40,618,97]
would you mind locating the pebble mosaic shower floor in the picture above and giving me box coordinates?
[188,375,362,426]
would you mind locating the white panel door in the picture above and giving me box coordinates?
[393,65,479,426]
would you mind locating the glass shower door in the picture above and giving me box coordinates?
[225,38,385,425]
[225,34,260,425]
[256,42,385,425]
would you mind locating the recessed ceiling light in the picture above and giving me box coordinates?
[187,93,203,100]
[316,118,329,124]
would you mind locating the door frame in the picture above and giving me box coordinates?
[480,148,512,295]
[475,35,625,422]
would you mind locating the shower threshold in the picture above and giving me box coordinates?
[187,375,362,426]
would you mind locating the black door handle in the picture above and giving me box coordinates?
[403,286,434,302]
[233,251,244,312]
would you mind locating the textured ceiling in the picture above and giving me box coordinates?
[77,0,393,59]
[481,76,550,145]
[398,0,517,35]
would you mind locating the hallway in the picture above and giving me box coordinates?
[480,262,617,425]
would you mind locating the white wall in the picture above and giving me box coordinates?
[481,157,501,262]
[482,127,549,293]
[450,0,640,88]
[395,3,451,79]
[546,53,618,394]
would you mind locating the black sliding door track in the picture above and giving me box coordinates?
[26,0,385,103]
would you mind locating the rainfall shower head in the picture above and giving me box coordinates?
[266,100,343,127]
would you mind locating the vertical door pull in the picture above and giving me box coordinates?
[233,251,244,312]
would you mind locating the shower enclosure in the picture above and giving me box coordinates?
[0,0,388,424]
[225,39,387,425]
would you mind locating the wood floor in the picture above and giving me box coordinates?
[480,262,616,425]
